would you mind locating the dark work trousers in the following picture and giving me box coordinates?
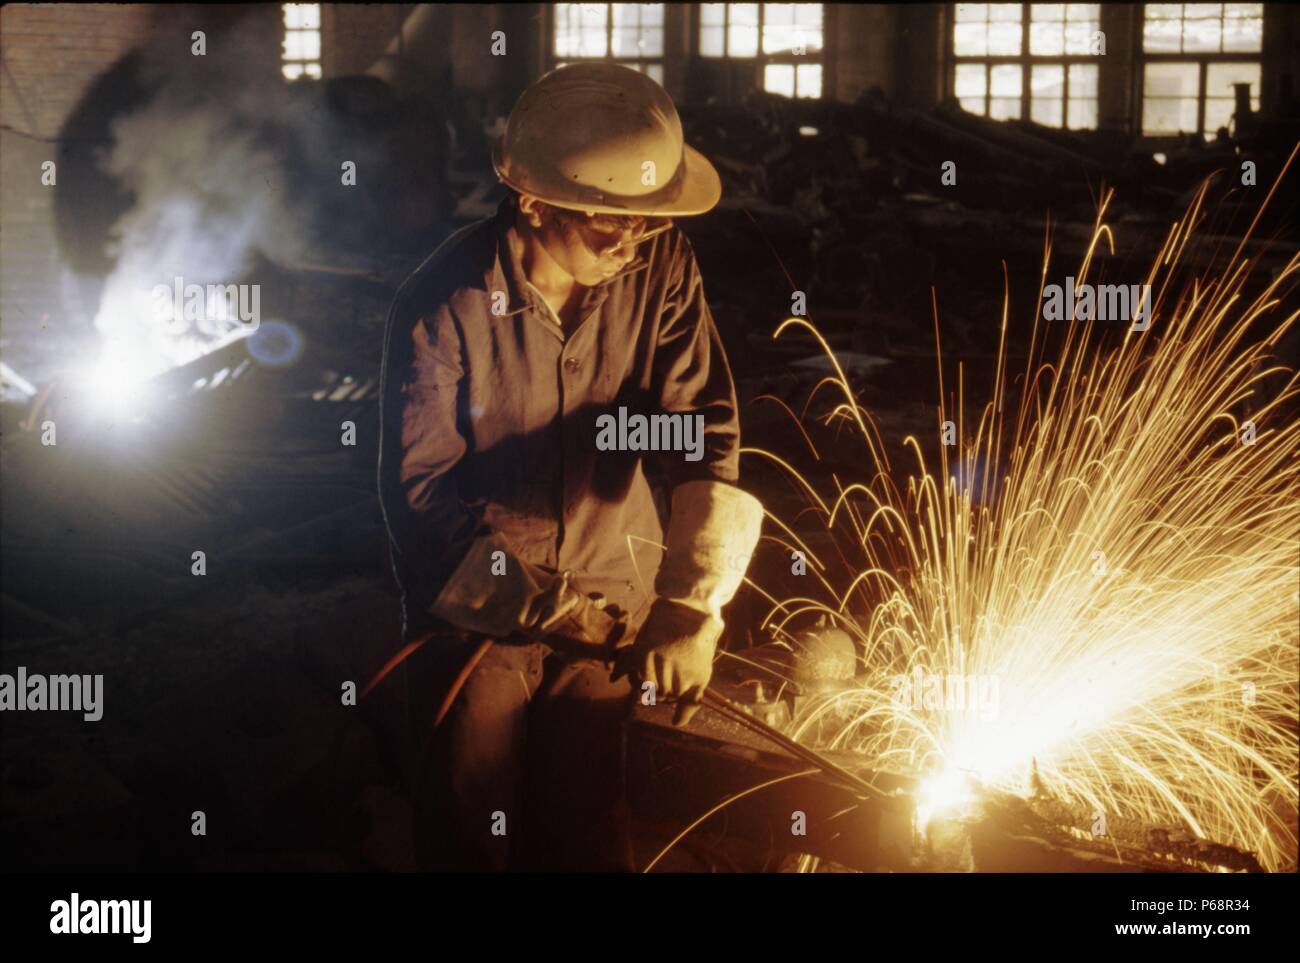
[405,633,635,872]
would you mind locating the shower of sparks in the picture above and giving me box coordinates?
[745,158,1300,871]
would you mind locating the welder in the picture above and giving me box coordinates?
[378,63,764,871]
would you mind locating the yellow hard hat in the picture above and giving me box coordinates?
[492,62,722,217]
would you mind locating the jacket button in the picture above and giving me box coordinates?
[563,357,581,374]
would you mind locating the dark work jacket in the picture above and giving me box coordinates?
[378,196,741,639]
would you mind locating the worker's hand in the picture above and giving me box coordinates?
[528,574,627,649]
[616,597,723,726]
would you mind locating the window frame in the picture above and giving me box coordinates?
[946,3,1102,129]
[695,3,826,100]
[281,2,322,80]
[1137,4,1263,139]
[547,3,666,84]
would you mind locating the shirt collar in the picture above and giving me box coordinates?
[483,195,653,320]
[485,196,531,318]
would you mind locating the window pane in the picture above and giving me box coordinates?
[700,24,724,56]
[955,63,987,98]
[989,63,1021,119]
[1183,13,1223,52]
[764,23,801,54]
[555,3,608,57]
[1031,97,1063,127]
[1144,97,1199,134]
[990,63,1020,96]
[987,18,1022,55]
[1205,61,1261,98]
[1067,98,1097,129]
[955,4,988,23]
[1033,3,1098,55]
[990,97,1021,120]
[795,4,822,29]
[1143,17,1182,52]
[1205,61,1261,132]
[765,4,795,27]
[729,22,759,56]
[795,63,822,98]
[1031,63,1064,98]
[282,63,304,80]
[764,63,795,97]
[284,4,319,29]
[1063,19,1094,54]
[954,21,988,56]
[1143,63,1201,134]
[701,3,726,27]
[1031,63,1062,127]
[1030,21,1064,55]
[1222,15,1263,52]
[1145,61,1200,98]
[763,2,823,53]
[1203,97,1234,134]
[613,4,664,58]
[1069,63,1098,98]
[1030,63,1062,125]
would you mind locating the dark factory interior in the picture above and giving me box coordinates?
[2,2,1298,882]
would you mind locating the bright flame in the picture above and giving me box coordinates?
[916,768,977,831]
[749,157,1300,870]
[75,343,159,419]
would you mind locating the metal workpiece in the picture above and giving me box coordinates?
[625,696,917,872]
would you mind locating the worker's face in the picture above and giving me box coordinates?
[518,196,667,287]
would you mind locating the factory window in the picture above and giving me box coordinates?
[699,4,825,99]
[1140,4,1263,138]
[950,4,1100,129]
[281,4,321,80]
[552,3,664,85]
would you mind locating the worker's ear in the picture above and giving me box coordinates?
[517,193,546,229]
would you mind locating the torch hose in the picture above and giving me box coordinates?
[697,688,887,800]
[363,634,886,803]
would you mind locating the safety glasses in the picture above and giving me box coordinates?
[561,211,674,257]
[597,218,673,256]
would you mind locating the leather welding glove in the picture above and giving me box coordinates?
[430,531,625,647]
[617,480,764,726]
